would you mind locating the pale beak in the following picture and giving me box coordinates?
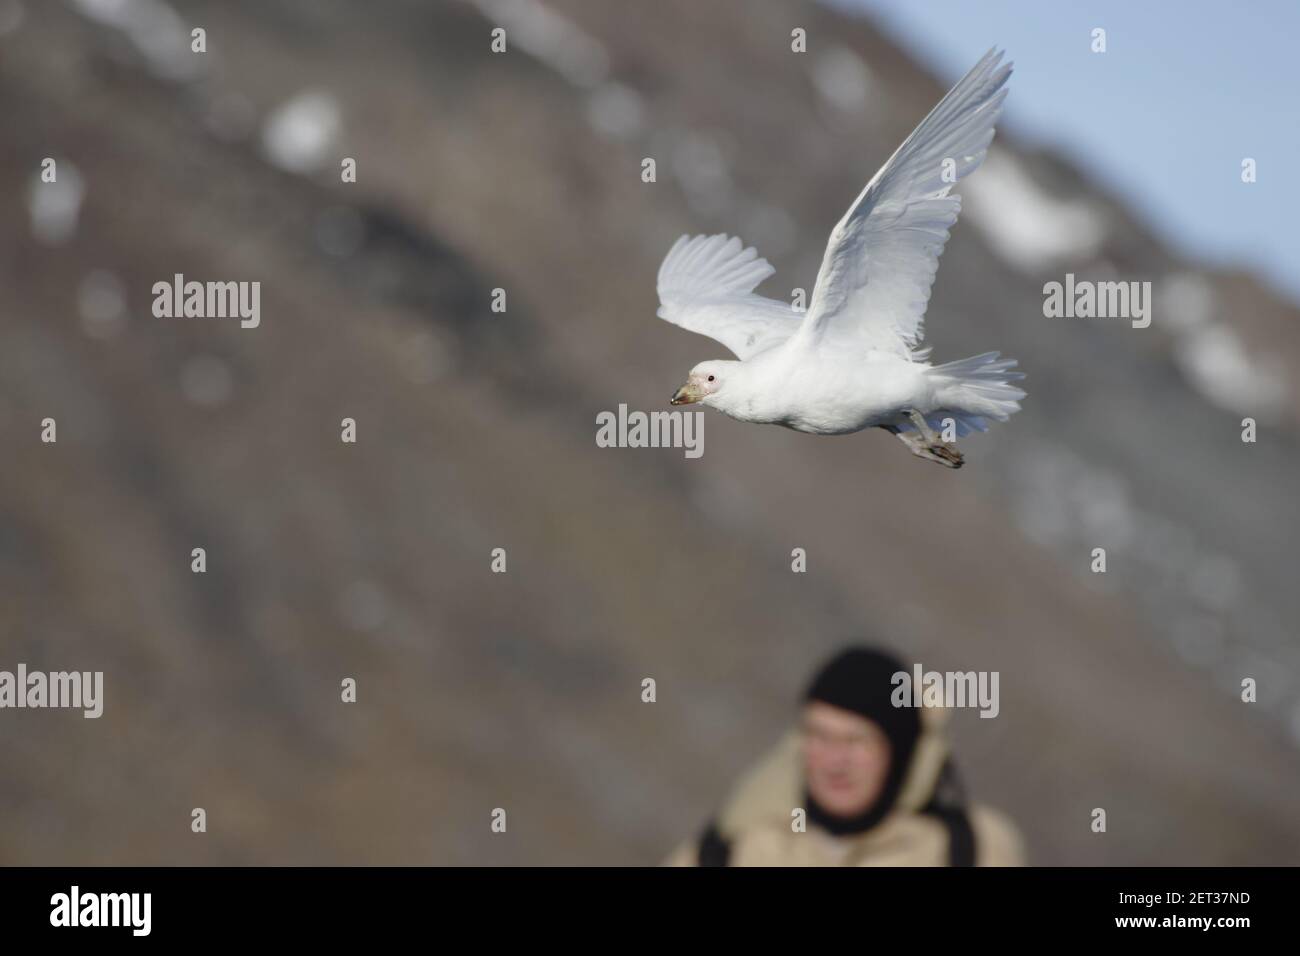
[671,382,703,405]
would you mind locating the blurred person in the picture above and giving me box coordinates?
[666,647,1024,866]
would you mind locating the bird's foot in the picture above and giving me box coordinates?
[914,440,965,469]
[892,421,964,469]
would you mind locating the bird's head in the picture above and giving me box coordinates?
[671,361,729,406]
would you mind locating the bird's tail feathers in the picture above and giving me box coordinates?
[928,351,1026,427]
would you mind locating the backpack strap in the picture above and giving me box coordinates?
[696,819,732,867]
[919,759,977,867]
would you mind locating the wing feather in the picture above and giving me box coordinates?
[798,49,1013,356]
[656,233,801,360]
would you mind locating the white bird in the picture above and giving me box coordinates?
[658,49,1024,468]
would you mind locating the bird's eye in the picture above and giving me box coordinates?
[707,375,715,382]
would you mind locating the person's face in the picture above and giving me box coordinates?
[801,701,893,819]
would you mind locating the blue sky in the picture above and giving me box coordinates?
[834,0,1300,305]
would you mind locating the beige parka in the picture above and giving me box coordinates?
[666,705,1025,866]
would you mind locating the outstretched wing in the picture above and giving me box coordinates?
[798,48,1012,357]
[656,233,801,361]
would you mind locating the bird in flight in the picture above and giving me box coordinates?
[657,49,1024,468]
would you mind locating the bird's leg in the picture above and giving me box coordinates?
[892,411,964,469]
[906,409,939,443]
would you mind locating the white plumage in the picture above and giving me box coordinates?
[657,49,1025,468]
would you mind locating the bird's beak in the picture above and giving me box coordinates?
[670,382,703,406]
